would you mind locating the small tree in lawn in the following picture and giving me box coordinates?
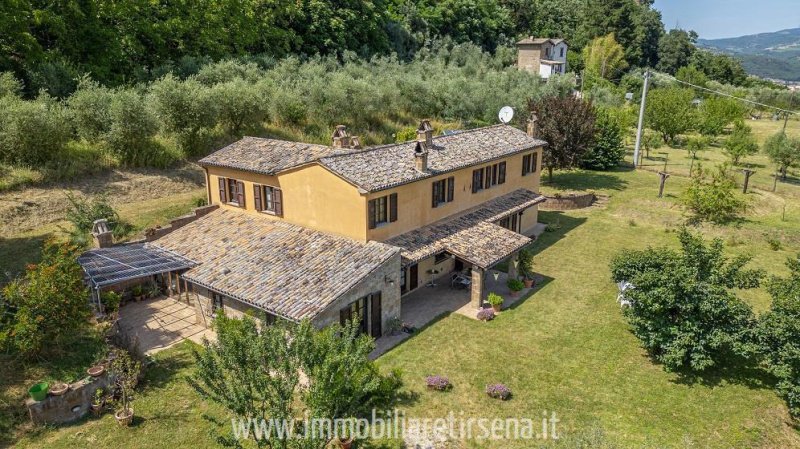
[110,349,141,426]
[645,87,696,144]
[580,108,625,170]
[529,95,596,182]
[0,240,90,357]
[696,96,745,140]
[683,163,747,224]
[757,254,800,417]
[610,228,761,372]
[685,136,708,176]
[763,131,800,180]
[642,131,662,160]
[723,120,759,165]
[190,314,402,448]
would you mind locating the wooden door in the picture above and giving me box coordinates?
[370,293,382,338]
[409,264,419,291]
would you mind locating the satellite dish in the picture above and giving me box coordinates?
[498,106,514,124]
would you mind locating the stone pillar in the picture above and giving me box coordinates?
[507,252,519,280]
[471,267,484,309]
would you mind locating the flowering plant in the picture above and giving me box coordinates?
[425,375,452,391]
[476,308,495,321]
[485,383,511,400]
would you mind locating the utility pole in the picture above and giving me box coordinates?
[633,70,651,168]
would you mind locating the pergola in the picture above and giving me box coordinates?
[77,243,196,312]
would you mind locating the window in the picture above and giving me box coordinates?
[522,152,538,176]
[560,47,564,57]
[340,296,367,334]
[431,177,454,207]
[218,177,245,207]
[368,193,397,229]
[340,292,381,337]
[254,184,283,216]
[476,162,506,192]
[434,252,449,264]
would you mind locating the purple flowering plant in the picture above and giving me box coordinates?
[485,383,512,400]
[476,308,495,321]
[425,375,452,391]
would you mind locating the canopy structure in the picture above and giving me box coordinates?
[78,243,196,289]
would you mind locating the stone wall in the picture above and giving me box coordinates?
[144,204,218,241]
[26,373,114,425]
[539,193,596,211]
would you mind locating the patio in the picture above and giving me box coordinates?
[371,269,537,358]
[116,296,215,355]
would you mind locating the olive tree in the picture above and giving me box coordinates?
[645,87,696,144]
[763,131,800,180]
[723,121,759,165]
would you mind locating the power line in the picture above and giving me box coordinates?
[666,75,799,116]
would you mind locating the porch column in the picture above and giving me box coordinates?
[507,251,519,280]
[471,267,484,309]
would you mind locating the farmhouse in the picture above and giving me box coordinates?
[78,119,546,338]
[517,37,569,79]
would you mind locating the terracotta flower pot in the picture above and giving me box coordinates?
[115,408,134,427]
[50,382,69,396]
[509,290,519,297]
[492,304,502,313]
[523,278,534,288]
[91,401,105,416]
[87,365,105,377]
[338,437,354,449]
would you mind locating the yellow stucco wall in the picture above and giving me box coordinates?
[368,147,542,241]
[205,164,368,241]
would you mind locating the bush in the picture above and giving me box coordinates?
[0,94,72,165]
[106,89,161,166]
[149,75,217,154]
[580,108,625,170]
[67,78,113,142]
[101,291,121,314]
[507,278,524,292]
[682,163,747,224]
[425,375,452,391]
[518,249,535,279]
[212,79,269,136]
[723,121,759,165]
[0,72,23,98]
[485,383,511,400]
[476,308,495,321]
[64,192,121,235]
[487,292,504,307]
[0,241,91,357]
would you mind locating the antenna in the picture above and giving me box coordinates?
[498,106,514,124]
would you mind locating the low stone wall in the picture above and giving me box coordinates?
[539,192,596,210]
[26,373,114,425]
[145,204,218,241]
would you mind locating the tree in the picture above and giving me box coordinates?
[696,96,745,139]
[683,163,748,223]
[106,89,161,166]
[582,34,628,82]
[610,228,761,372]
[580,108,624,170]
[575,0,639,67]
[0,241,90,357]
[656,29,697,75]
[645,87,695,144]
[675,65,708,88]
[723,121,759,165]
[757,254,800,417]
[149,75,218,154]
[529,95,596,182]
[190,314,402,447]
[691,50,749,87]
[212,79,269,136]
[763,131,800,180]
[685,136,708,176]
[0,72,23,98]
[0,93,72,165]
[629,3,664,68]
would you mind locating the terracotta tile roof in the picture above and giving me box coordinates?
[148,209,399,321]
[320,125,546,192]
[517,37,566,45]
[385,189,545,269]
[198,137,342,175]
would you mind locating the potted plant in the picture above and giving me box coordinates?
[131,285,145,302]
[337,436,354,449]
[147,284,160,299]
[50,382,70,396]
[506,278,524,297]
[101,291,121,317]
[111,350,141,427]
[487,293,504,313]
[518,250,536,288]
[28,382,49,402]
[91,388,106,416]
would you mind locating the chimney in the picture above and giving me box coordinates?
[417,119,433,148]
[332,125,350,148]
[414,141,428,173]
[527,112,539,138]
[91,219,113,248]
[349,136,361,149]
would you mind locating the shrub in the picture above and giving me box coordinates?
[107,89,161,166]
[682,163,747,224]
[476,308,495,321]
[67,78,113,142]
[149,75,217,154]
[101,291,121,314]
[506,278,524,292]
[425,375,452,391]
[518,249,535,279]
[485,383,511,400]
[580,108,625,170]
[487,293,503,307]
[212,79,269,136]
[0,94,72,165]
[0,241,90,357]
[0,72,23,98]
[723,121,759,165]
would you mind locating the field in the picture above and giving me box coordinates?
[2,119,800,448]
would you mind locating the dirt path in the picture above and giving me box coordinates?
[0,164,206,235]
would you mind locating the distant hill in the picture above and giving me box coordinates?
[698,28,800,82]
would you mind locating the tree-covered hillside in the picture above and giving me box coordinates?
[699,28,800,81]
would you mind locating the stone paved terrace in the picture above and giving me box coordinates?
[117,296,215,355]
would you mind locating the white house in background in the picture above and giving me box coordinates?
[516,37,568,79]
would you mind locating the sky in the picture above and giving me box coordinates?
[653,0,800,39]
